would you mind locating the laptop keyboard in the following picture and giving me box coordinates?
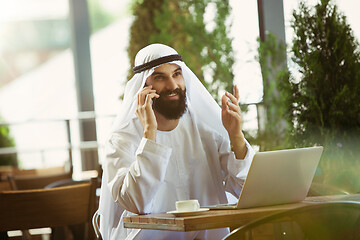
[203,203,237,208]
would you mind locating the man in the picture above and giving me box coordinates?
[98,44,255,239]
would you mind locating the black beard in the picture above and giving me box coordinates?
[152,88,187,120]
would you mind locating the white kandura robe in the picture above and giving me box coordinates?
[99,109,255,240]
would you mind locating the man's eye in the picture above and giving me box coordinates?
[174,71,182,77]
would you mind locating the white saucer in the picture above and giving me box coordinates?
[166,208,210,217]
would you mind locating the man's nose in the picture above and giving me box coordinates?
[167,77,178,90]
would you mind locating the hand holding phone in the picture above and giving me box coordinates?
[136,85,159,141]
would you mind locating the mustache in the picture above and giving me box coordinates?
[158,88,184,98]
[143,83,185,98]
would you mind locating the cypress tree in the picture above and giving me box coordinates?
[283,0,360,191]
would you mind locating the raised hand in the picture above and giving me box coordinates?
[221,85,247,159]
[221,85,243,137]
[136,85,159,141]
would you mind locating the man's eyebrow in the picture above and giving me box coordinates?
[174,67,182,72]
[151,71,165,76]
[152,67,182,76]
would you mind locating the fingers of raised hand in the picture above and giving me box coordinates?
[221,95,229,110]
[225,102,243,126]
[222,94,241,115]
[225,108,242,121]
[224,91,241,114]
[226,101,241,115]
[225,91,239,105]
[234,85,240,101]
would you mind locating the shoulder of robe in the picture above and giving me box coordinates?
[111,118,143,142]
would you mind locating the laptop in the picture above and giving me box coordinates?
[207,146,323,209]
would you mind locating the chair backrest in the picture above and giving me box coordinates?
[14,166,67,175]
[0,166,13,181]
[0,179,11,191]
[0,178,97,239]
[8,167,73,190]
[222,201,360,240]
[1,166,69,180]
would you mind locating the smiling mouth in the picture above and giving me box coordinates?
[158,88,183,100]
[165,92,179,100]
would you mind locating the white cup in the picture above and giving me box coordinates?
[175,199,200,212]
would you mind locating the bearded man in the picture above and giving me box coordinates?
[98,44,255,239]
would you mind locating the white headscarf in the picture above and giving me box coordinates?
[111,43,228,138]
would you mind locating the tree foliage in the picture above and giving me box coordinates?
[88,0,116,34]
[288,0,360,146]
[252,33,290,151]
[0,117,17,166]
[127,0,234,102]
[281,0,360,191]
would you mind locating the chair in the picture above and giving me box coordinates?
[7,167,73,190]
[0,179,11,191]
[222,201,360,240]
[0,166,70,181]
[92,210,102,240]
[0,177,97,240]
[44,178,96,240]
[0,166,13,182]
